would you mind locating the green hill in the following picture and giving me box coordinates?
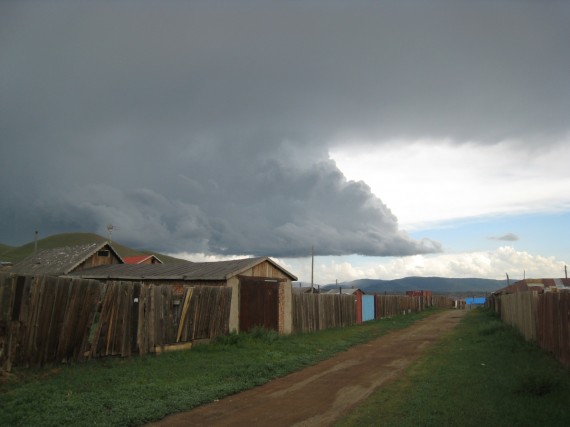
[0,232,186,264]
[0,243,14,256]
[322,276,508,295]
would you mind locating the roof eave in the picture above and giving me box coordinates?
[223,256,298,281]
[72,274,226,281]
[266,257,298,281]
[222,257,268,280]
[64,241,124,274]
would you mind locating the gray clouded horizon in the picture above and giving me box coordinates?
[1,1,568,257]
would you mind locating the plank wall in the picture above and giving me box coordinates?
[0,273,231,371]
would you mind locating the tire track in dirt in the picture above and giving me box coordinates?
[148,309,467,427]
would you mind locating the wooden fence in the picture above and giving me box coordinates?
[292,293,356,332]
[537,292,570,367]
[492,291,570,367]
[497,291,538,341]
[292,293,457,333]
[1,271,459,372]
[377,294,455,318]
[0,273,231,372]
[376,295,428,317]
[433,295,457,309]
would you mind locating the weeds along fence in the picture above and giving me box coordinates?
[494,291,570,367]
[0,273,231,372]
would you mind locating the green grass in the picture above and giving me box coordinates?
[336,308,570,427]
[0,232,185,263]
[0,309,438,427]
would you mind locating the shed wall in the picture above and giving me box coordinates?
[250,260,291,280]
[75,250,122,272]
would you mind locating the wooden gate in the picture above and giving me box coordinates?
[362,295,375,322]
[239,277,279,332]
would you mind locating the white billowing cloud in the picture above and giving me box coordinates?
[330,140,570,229]
[168,252,251,263]
[282,247,568,284]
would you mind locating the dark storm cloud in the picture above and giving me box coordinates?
[1,1,568,256]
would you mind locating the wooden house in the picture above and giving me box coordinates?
[494,278,570,295]
[123,254,163,265]
[10,242,123,277]
[292,285,320,294]
[0,261,13,272]
[405,290,433,297]
[70,256,298,334]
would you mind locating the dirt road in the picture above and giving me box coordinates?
[148,309,467,427]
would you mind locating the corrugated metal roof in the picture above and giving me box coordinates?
[69,256,297,281]
[11,242,123,276]
[495,278,570,294]
[325,288,364,295]
[292,286,319,294]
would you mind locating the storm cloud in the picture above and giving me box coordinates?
[1,1,568,256]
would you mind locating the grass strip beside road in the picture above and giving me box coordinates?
[1,308,439,427]
[337,308,570,427]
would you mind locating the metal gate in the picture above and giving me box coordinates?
[362,295,375,322]
[239,277,280,332]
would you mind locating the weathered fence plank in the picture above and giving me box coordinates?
[0,274,234,372]
[292,293,357,333]
[537,292,570,367]
[496,290,570,368]
[499,291,538,342]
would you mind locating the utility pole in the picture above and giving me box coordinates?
[506,272,510,286]
[565,265,568,279]
[34,230,38,253]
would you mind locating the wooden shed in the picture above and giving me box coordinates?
[71,257,298,334]
[10,242,123,277]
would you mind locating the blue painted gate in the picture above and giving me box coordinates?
[465,297,486,306]
[362,295,375,322]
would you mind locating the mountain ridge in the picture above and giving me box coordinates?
[318,276,509,295]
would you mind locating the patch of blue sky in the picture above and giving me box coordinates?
[409,211,569,260]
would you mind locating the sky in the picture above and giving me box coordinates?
[1,1,568,284]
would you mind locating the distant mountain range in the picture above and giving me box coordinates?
[317,277,510,296]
